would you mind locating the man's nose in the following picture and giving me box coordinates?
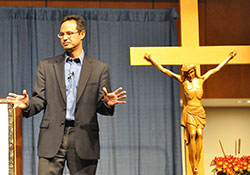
[62,34,70,40]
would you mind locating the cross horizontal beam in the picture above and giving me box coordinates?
[130,46,250,65]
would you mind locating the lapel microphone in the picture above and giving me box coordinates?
[68,71,75,80]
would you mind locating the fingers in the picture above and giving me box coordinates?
[8,92,18,98]
[6,96,15,104]
[104,87,126,96]
[233,50,237,56]
[7,89,29,105]
[118,95,127,99]
[144,53,151,60]
[116,100,126,104]
[230,50,237,57]
[113,87,122,94]
[117,92,127,101]
[117,97,127,104]
[23,89,28,97]
[114,88,127,98]
[6,90,29,109]
[116,88,127,104]
[6,95,18,108]
[7,93,18,104]
[8,90,27,99]
[102,87,108,96]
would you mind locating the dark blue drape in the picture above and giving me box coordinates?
[0,7,182,175]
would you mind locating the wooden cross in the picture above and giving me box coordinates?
[130,0,250,174]
[130,0,250,66]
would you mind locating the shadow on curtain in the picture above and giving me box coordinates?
[0,7,182,175]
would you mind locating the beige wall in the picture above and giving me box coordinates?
[203,107,250,174]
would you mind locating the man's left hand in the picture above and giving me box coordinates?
[103,87,127,106]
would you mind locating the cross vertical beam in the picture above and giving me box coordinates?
[180,0,199,47]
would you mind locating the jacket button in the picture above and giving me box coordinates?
[63,107,66,110]
[61,121,65,125]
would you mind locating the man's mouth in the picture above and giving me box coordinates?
[63,42,70,46]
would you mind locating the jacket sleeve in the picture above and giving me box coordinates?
[96,64,114,116]
[22,61,46,117]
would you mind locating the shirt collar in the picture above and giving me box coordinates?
[65,50,85,65]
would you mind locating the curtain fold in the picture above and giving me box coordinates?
[0,7,182,175]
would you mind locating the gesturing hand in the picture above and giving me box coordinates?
[102,87,127,106]
[7,89,29,109]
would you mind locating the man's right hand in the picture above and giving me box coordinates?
[7,89,29,109]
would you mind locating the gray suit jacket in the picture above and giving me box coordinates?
[23,54,114,159]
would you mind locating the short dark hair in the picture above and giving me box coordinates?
[61,15,86,32]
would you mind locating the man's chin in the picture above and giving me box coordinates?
[63,46,73,51]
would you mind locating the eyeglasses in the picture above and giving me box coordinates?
[57,31,79,39]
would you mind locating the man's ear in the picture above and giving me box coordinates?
[80,30,86,40]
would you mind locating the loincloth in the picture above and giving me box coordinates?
[181,105,206,145]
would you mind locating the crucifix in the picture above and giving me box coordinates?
[130,0,250,66]
[130,0,250,175]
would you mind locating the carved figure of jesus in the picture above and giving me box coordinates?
[144,51,236,174]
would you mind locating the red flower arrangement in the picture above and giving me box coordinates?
[210,155,250,175]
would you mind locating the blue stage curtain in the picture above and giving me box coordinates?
[0,7,182,175]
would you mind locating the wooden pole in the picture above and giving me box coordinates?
[238,138,241,155]
[219,140,226,157]
[235,140,237,156]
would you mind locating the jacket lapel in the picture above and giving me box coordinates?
[54,54,66,104]
[76,55,93,104]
